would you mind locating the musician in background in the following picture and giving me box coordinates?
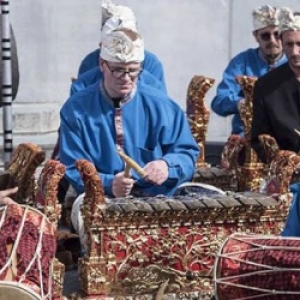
[251,8,300,163]
[77,0,167,92]
[211,5,287,136]
[248,8,300,237]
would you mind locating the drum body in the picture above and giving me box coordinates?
[214,234,300,300]
[0,205,56,299]
[0,281,41,300]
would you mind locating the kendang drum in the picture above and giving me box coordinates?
[0,204,57,300]
[214,234,300,300]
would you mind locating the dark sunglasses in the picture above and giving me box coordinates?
[259,31,280,41]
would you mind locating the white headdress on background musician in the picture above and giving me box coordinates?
[101,0,138,42]
[100,28,145,63]
[277,7,300,34]
[252,5,279,31]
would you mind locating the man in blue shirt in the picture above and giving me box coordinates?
[62,29,199,250]
[211,5,287,136]
[60,28,199,199]
[51,1,167,163]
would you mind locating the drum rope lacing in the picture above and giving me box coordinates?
[0,205,54,300]
[214,235,300,298]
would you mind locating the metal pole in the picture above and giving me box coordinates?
[1,0,13,169]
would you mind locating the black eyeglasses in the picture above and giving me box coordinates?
[259,31,280,42]
[104,61,142,79]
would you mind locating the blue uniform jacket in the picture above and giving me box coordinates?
[211,48,287,135]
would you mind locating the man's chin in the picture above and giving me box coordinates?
[290,61,300,69]
[265,51,282,60]
[115,88,132,98]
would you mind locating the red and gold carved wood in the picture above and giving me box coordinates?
[35,159,67,299]
[6,143,45,204]
[268,150,300,215]
[235,76,264,192]
[258,134,280,165]
[186,75,215,168]
[218,134,246,191]
[35,159,66,227]
[71,159,293,300]
[192,135,246,192]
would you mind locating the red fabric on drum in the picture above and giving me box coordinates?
[0,214,56,294]
[218,237,300,300]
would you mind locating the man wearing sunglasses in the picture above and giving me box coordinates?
[251,8,300,163]
[211,5,287,137]
[59,28,199,200]
[249,8,300,237]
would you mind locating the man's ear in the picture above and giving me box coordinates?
[99,58,104,72]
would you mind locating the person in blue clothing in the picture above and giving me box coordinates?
[52,50,166,164]
[60,28,199,199]
[62,28,199,250]
[51,1,166,163]
[211,5,287,136]
[77,0,167,92]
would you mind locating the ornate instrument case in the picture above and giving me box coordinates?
[72,159,291,300]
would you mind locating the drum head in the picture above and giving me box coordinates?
[0,281,41,300]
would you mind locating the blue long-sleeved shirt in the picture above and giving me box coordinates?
[211,48,287,135]
[77,48,167,92]
[51,63,166,161]
[60,81,199,197]
[71,67,166,96]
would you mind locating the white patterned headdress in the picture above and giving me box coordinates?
[101,0,137,42]
[278,7,300,34]
[100,29,144,63]
[252,5,279,31]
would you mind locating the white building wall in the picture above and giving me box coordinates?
[2,0,300,151]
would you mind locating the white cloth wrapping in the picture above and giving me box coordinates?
[101,0,136,28]
[252,5,279,31]
[278,7,300,34]
[100,29,144,63]
[101,17,138,43]
[71,193,88,253]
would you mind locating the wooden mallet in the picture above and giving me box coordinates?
[117,151,147,178]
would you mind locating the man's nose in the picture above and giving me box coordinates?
[120,72,132,80]
[290,45,300,55]
[269,34,278,43]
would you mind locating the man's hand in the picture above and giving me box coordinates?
[112,172,135,198]
[0,187,18,205]
[143,160,168,185]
